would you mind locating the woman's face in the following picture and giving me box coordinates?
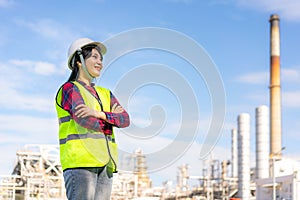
[84,48,103,78]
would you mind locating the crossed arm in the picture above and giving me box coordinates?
[61,82,130,134]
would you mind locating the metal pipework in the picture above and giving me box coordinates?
[269,14,282,158]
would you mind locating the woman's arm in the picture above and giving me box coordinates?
[102,92,130,128]
[61,82,110,133]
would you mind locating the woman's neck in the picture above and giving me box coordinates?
[77,76,92,86]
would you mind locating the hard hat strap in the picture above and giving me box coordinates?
[77,49,95,80]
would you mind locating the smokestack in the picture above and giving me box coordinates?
[237,113,251,199]
[255,105,269,179]
[231,128,238,178]
[269,14,282,158]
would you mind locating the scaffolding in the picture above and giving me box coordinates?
[0,144,66,200]
[111,148,153,200]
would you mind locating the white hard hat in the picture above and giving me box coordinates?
[67,37,107,70]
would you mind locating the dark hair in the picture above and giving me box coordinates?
[68,45,103,82]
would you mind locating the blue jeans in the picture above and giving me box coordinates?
[63,166,113,200]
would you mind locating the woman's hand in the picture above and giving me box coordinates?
[75,103,124,120]
[111,103,124,113]
[75,104,97,118]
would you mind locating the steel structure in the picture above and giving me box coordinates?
[0,144,65,200]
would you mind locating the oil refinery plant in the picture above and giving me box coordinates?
[1,14,300,200]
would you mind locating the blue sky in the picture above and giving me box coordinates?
[0,0,300,186]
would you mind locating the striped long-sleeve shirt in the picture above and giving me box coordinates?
[61,81,130,135]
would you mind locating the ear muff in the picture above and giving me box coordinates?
[77,48,95,80]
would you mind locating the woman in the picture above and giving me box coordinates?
[55,38,130,200]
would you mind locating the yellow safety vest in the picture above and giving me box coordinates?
[55,81,118,172]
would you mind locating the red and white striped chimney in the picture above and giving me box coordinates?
[269,14,282,158]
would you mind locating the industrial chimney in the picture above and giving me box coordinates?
[255,105,269,179]
[231,128,238,178]
[237,113,251,199]
[269,14,282,158]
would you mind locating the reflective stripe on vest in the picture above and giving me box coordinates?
[59,132,114,145]
[55,81,118,172]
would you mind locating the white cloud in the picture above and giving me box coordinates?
[34,61,56,75]
[236,71,268,84]
[0,114,58,174]
[281,68,300,108]
[0,0,14,7]
[123,104,210,143]
[237,67,300,85]
[0,60,58,113]
[0,63,55,112]
[246,93,268,104]
[0,86,55,113]
[15,18,77,43]
[0,144,21,175]
[145,141,232,185]
[9,59,56,75]
[0,62,25,89]
[236,0,300,21]
[0,114,58,175]
[0,114,58,142]
[282,91,300,108]
[236,68,300,108]
[282,68,300,83]
[116,116,213,165]
[17,19,64,39]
